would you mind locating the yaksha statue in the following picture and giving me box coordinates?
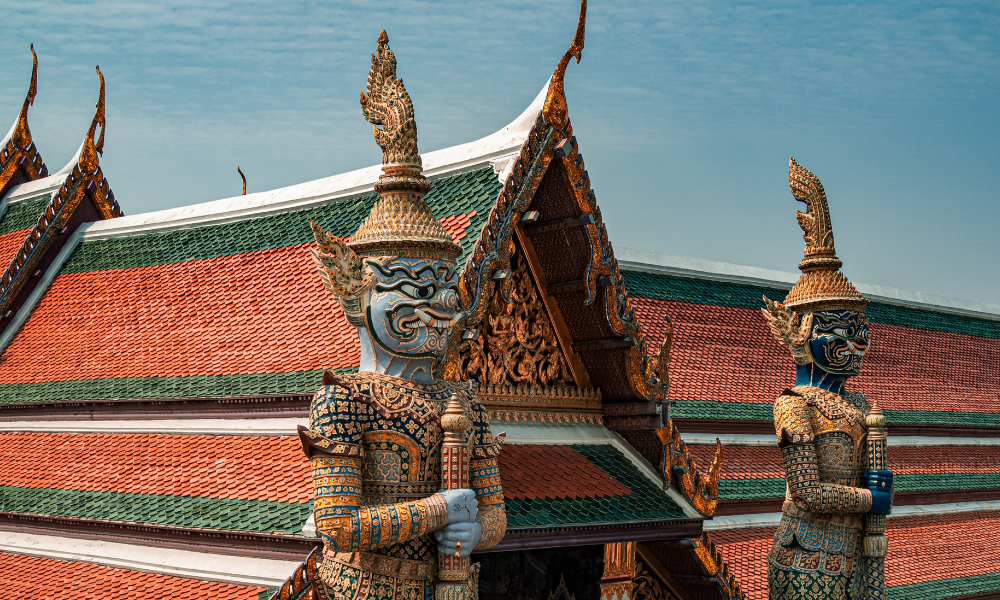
[761,158,893,600]
[300,31,505,600]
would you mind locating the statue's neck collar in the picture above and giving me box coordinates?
[795,363,848,395]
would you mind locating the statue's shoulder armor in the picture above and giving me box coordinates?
[774,388,813,445]
[308,377,376,448]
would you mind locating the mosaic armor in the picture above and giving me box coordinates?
[762,159,892,600]
[302,373,505,600]
[769,386,872,599]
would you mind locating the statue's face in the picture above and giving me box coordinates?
[809,310,870,376]
[364,256,461,360]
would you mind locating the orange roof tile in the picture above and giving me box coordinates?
[0,552,267,599]
[0,432,310,503]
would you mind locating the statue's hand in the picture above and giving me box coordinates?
[434,521,482,557]
[864,469,894,516]
[441,488,478,524]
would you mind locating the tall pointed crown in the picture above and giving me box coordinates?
[782,157,867,312]
[349,30,461,260]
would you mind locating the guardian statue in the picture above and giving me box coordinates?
[300,31,506,600]
[761,158,893,600]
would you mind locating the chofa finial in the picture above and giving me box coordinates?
[238,166,247,195]
[12,45,39,150]
[542,0,587,130]
[79,66,106,174]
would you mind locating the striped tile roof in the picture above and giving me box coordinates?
[0,168,497,404]
[0,552,269,599]
[498,444,684,528]
[0,193,51,272]
[0,431,681,533]
[712,510,1000,600]
[624,270,1000,427]
[0,432,311,534]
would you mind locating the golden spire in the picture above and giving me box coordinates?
[348,30,461,260]
[780,157,867,312]
[542,0,587,130]
[11,45,38,150]
[78,66,106,175]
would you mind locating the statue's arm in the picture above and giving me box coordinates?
[469,402,506,550]
[774,393,873,514]
[305,386,449,552]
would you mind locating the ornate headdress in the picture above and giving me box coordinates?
[312,31,461,322]
[762,158,868,362]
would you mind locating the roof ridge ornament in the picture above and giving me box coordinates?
[11,45,39,150]
[238,166,246,195]
[543,0,587,130]
[78,66,105,175]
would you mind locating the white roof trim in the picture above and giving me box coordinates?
[0,530,302,587]
[617,246,1000,320]
[680,433,1000,447]
[705,499,1000,531]
[0,417,306,436]
[78,82,549,242]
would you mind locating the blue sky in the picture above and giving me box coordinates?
[2,0,998,303]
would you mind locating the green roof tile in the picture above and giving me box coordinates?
[888,572,1000,600]
[503,444,684,528]
[622,269,1000,340]
[0,485,311,534]
[61,168,500,274]
[0,194,50,236]
[671,399,1000,429]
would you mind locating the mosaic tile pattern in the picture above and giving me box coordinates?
[0,552,267,599]
[0,168,499,402]
[501,444,684,528]
[631,294,1000,420]
[687,444,1000,501]
[711,511,1000,600]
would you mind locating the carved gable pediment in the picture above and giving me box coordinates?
[451,243,601,424]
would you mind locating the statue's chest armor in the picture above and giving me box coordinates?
[798,387,870,486]
[354,377,460,502]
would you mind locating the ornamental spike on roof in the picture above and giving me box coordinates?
[1,45,48,200]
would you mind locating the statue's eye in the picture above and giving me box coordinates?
[400,283,434,299]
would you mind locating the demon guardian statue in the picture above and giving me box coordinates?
[300,31,505,600]
[761,159,893,600]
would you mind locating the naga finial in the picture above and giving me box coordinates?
[11,45,39,150]
[79,66,106,174]
[542,0,587,130]
[360,30,419,166]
